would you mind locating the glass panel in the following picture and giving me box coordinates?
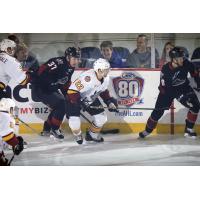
[1,33,200,69]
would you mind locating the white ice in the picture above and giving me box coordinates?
[5,133,200,166]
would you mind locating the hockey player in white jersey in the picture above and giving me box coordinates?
[66,58,118,144]
[0,98,24,166]
[0,39,30,99]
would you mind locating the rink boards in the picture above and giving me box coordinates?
[8,69,200,134]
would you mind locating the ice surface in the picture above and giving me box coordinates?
[5,133,200,166]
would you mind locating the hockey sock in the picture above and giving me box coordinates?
[51,117,62,130]
[185,110,198,129]
[145,117,158,133]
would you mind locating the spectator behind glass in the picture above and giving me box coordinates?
[8,34,20,45]
[8,34,39,71]
[15,42,39,71]
[125,34,159,68]
[159,42,174,68]
[100,41,124,68]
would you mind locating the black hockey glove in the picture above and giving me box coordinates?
[13,136,24,155]
[26,69,38,84]
[49,77,69,91]
[81,97,91,112]
[0,155,9,166]
[105,97,119,113]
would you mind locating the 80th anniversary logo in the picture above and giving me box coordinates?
[112,72,144,107]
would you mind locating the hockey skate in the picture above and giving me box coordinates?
[184,128,197,139]
[85,131,104,143]
[74,133,83,145]
[138,130,151,139]
[50,129,64,141]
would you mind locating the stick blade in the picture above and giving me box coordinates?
[101,129,120,134]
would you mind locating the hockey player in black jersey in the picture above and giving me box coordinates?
[31,47,81,140]
[139,47,200,139]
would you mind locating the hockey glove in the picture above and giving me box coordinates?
[81,97,91,112]
[0,152,9,166]
[13,136,24,155]
[49,77,69,91]
[106,98,119,113]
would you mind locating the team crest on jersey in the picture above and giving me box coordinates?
[85,76,91,82]
[112,72,144,107]
[56,58,64,65]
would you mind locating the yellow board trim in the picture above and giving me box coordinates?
[2,132,14,142]
[67,90,78,94]
[18,123,200,135]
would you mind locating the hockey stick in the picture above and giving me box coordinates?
[80,112,119,134]
[193,87,200,92]
[14,106,38,133]
[90,106,174,111]
[17,117,37,133]
[8,154,15,166]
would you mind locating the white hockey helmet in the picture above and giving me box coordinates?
[93,58,110,72]
[0,39,16,55]
[0,98,15,112]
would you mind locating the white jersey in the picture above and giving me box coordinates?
[0,52,27,88]
[0,111,15,151]
[69,69,110,104]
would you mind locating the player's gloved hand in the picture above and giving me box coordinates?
[13,136,24,155]
[55,76,69,85]
[108,102,118,112]
[81,98,91,112]
[26,69,38,83]
[0,153,9,166]
[106,98,119,113]
[49,77,69,91]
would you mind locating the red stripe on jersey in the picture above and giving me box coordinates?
[187,111,198,123]
[38,64,47,75]
[190,71,198,77]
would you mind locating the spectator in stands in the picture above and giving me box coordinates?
[159,42,174,68]
[100,41,124,68]
[125,34,159,68]
[15,42,39,71]
[8,34,39,71]
[192,47,200,61]
[191,47,200,68]
[8,34,20,44]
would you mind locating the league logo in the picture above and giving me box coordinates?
[112,72,144,107]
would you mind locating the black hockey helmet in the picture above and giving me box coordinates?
[65,47,81,58]
[169,47,185,59]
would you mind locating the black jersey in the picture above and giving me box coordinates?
[34,57,74,93]
[159,59,200,94]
